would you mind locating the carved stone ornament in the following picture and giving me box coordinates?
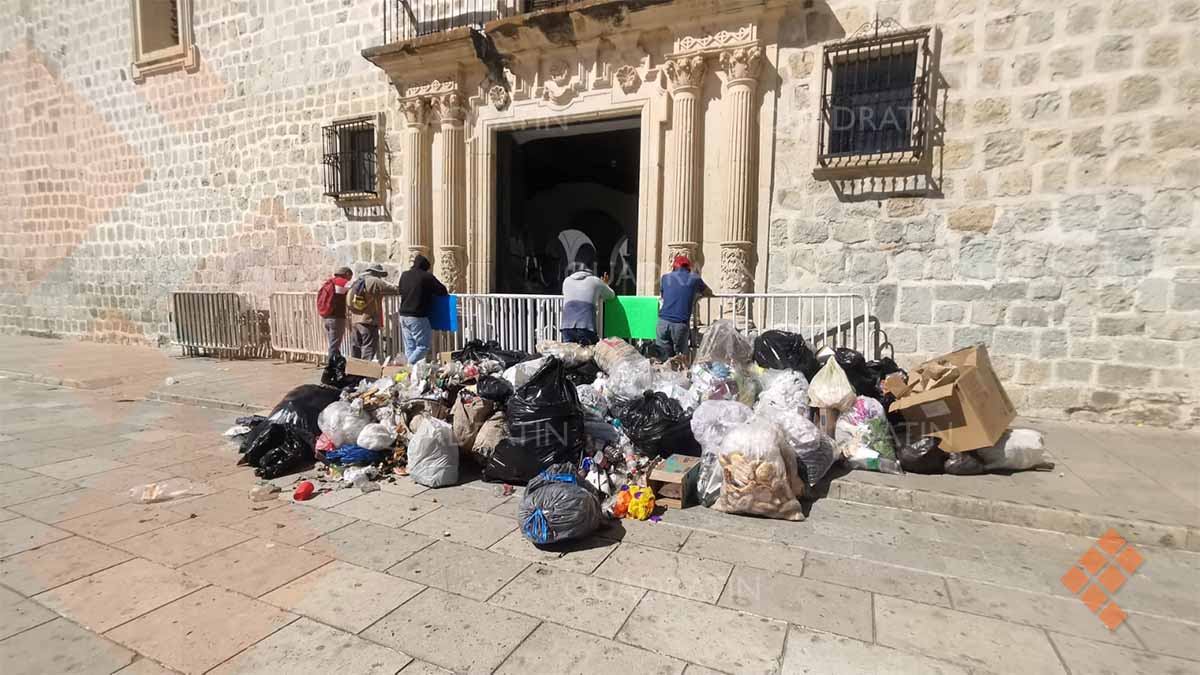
[403,78,458,98]
[666,243,700,271]
[718,46,763,83]
[431,91,466,122]
[489,85,511,111]
[615,65,641,93]
[547,59,571,86]
[675,25,756,54]
[400,97,430,125]
[720,244,754,294]
[664,55,707,91]
[439,248,462,293]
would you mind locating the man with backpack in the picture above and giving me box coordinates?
[316,267,353,359]
[397,254,449,364]
[347,264,401,361]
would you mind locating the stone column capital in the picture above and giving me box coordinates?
[431,91,467,124]
[718,46,763,86]
[664,55,707,93]
[400,97,431,126]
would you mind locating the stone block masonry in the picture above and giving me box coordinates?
[769,0,1199,428]
[0,0,1196,429]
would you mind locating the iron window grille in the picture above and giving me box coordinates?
[322,115,383,201]
[815,23,940,179]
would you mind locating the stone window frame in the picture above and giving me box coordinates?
[321,112,388,207]
[130,0,199,83]
[813,24,941,180]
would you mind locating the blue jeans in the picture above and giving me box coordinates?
[656,319,689,358]
[561,328,598,346]
[401,316,433,364]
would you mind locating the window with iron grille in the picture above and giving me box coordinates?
[815,24,940,178]
[322,116,383,201]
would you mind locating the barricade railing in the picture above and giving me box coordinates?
[171,291,269,359]
[265,290,875,363]
[694,293,875,358]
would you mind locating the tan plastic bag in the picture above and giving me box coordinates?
[806,358,857,412]
[451,393,495,452]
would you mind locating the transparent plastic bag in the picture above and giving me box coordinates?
[976,429,1054,472]
[695,320,753,366]
[593,338,640,372]
[713,419,805,521]
[835,396,895,460]
[690,400,754,506]
[576,384,609,418]
[536,340,595,367]
[318,401,373,448]
[755,369,810,413]
[755,404,835,488]
[356,423,397,452]
[607,355,653,402]
[407,416,459,488]
[807,358,857,411]
[130,478,196,504]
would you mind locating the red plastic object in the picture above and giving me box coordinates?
[293,481,315,501]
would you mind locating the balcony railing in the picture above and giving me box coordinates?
[383,0,578,43]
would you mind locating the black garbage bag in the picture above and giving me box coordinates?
[483,439,560,485]
[518,463,602,545]
[611,391,701,458]
[835,347,879,398]
[476,375,514,406]
[454,339,531,369]
[255,426,316,479]
[503,358,584,472]
[944,450,985,476]
[564,360,601,386]
[265,385,342,436]
[239,421,315,474]
[898,437,949,474]
[754,330,821,381]
[235,415,268,429]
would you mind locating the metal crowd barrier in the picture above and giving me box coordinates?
[694,293,875,358]
[171,291,269,359]
[254,290,875,363]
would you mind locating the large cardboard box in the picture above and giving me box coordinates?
[888,345,1015,452]
[344,357,382,379]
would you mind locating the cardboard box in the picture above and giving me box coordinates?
[345,357,382,379]
[647,454,701,509]
[888,345,1016,452]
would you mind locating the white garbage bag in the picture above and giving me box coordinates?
[356,423,397,452]
[318,401,373,448]
[407,417,459,488]
[976,428,1054,472]
[807,358,857,411]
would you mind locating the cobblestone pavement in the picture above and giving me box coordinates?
[0,378,1198,674]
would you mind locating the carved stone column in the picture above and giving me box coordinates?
[400,97,432,263]
[432,91,467,293]
[718,46,763,295]
[663,55,707,271]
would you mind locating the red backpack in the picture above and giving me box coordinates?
[316,278,338,317]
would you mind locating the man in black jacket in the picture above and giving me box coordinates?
[398,254,449,364]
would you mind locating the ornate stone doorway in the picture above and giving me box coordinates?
[494,116,640,295]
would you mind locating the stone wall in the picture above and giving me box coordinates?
[769,0,1199,428]
[0,0,403,341]
[1,0,1196,428]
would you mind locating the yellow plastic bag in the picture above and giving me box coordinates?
[626,485,656,520]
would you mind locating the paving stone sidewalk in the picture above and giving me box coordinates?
[1,334,1196,549]
[0,378,1197,673]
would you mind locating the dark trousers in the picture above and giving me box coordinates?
[560,328,599,346]
[351,323,380,361]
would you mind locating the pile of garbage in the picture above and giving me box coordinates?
[222,325,1051,546]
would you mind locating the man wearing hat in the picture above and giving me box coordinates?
[657,255,711,362]
[316,267,353,359]
[347,264,401,361]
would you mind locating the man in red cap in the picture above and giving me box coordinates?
[657,255,710,362]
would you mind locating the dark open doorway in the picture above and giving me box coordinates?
[495,117,640,295]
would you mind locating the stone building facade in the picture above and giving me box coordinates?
[0,0,1196,427]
